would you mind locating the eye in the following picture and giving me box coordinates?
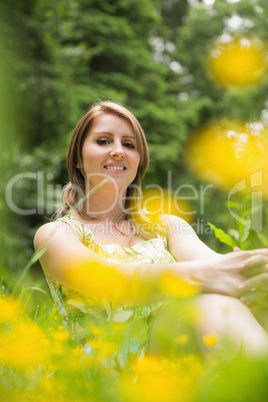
[96,138,110,146]
[123,142,135,149]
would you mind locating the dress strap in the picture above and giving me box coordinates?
[156,216,169,250]
[57,215,93,246]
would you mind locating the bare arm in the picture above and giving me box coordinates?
[34,219,268,304]
[163,214,268,296]
[163,214,221,262]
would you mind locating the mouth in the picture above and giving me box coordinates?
[104,165,126,171]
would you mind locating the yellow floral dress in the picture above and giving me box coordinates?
[46,215,176,366]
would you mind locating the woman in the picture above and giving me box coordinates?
[34,101,268,363]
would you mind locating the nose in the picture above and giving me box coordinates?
[110,143,125,159]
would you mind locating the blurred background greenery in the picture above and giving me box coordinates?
[2,1,268,401]
[1,0,268,297]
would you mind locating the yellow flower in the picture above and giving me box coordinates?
[121,355,201,402]
[39,376,66,396]
[186,119,268,199]
[202,333,219,347]
[90,338,118,358]
[0,320,51,370]
[176,333,189,346]
[130,355,173,374]
[139,188,194,224]
[64,259,133,303]
[0,296,22,323]
[51,328,69,342]
[159,272,200,298]
[208,36,267,87]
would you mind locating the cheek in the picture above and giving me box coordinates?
[132,154,141,177]
[81,145,101,164]
[133,150,140,166]
[136,155,141,170]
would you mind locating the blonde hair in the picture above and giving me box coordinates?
[54,101,158,238]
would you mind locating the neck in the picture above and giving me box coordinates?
[83,181,128,222]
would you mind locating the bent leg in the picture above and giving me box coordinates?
[195,294,268,358]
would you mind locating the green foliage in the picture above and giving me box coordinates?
[208,192,268,251]
[1,2,268,399]
[208,222,237,249]
[174,0,268,123]
[2,0,268,310]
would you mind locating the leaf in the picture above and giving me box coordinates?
[228,229,239,241]
[208,222,237,249]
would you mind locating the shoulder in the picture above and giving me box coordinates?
[33,220,90,284]
[160,214,219,262]
[34,222,57,249]
[161,214,196,238]
[34,220,81,251]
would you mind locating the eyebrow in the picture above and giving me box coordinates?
[93,131,136,139]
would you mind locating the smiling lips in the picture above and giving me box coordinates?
[104,165,126,171]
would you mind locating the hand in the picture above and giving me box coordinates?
[215,249,268,278]
[233,247,241,252]
[239,273,268,310]
[200,249,268,297]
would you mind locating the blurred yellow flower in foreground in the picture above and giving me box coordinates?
[64,258,200,304]
[208,37,267,87]
[159,272,200,298]
[186,119,268,199]
[50,326,70,342]
[131,355,176,374]
[64,260,134,303]
[138,188,193,226]
[38,376,67,399]
[202,333,219,347]
[120,354,202,402]
[0,296,22,323]
[0,320,50,370]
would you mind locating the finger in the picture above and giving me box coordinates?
[243,255,268,273]
[227,257,267,276]
[246,248,268,258]
[233,247,241,252]
[245,255,268,267]
[232,249,268,262]
[223,250,268,267]
[203,275,242,296]
[241,273,268,293]
[240,289,266,306]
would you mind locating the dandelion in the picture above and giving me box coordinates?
[0,320,51,370]
[130,355,173,374]
[208,36,266,87]
[51,328,70,342]
[120,355,201,402]
[186,119,268,199]
[0,296,22,323]
[202,333,219,347]
[138,188,193,224]
[64,259,132,303]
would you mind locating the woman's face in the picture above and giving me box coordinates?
[81,113,141,191]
